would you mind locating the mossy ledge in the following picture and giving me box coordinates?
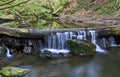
[98,25,120,37]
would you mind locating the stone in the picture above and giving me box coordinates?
[0,75,2,77]
[0,47,6,58]
[0,67,30,77]
[67,39,96,56]
[40,49,52,59]
[98,26,120,37]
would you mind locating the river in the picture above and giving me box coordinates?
[6,47,120,77]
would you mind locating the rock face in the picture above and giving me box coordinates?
[0,47,6,58]
[0,67,30,77]
[67,39,96,56]
[98,26,120,37]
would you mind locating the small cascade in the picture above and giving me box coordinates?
[43,32,74,54]
[30,28,120,54]
[38,29,106,54]
[88,30,105,52]
[77,30,87,40]
[46,32,73,49]
[109,36,117,46]
[6,47,12,58]
[98,36,118,47]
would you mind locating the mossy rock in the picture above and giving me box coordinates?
[98,26,120,37]
[0,67,30,77]
[67,39,96,56]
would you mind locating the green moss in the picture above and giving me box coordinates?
[95,0,120,16]
[0,67,30,77]
[0,0,69,17]
[67,39,96,56]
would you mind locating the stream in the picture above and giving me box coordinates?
[1,21,120,77]
[7,47,120,77]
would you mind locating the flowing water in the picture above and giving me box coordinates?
[7,47,120,77]
[6,47,12,58]
[1,22,120,77]
[32,29,108,54]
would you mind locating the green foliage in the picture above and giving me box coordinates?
[0,0,69,17]
[95,0,120,15]
[66,0,119,16]
[32,20,64,29]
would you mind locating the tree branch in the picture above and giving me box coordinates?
[0,0,15,6]
[0,0,31,10]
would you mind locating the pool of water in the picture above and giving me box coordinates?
[6,47,120,77]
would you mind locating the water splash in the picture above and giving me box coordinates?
[41,48,70,54]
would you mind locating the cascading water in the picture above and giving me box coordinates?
[101,36,117,47]
[39,29,106,54]
[6,47,12,58]
[88,30,105,52]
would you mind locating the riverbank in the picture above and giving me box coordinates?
[57,15,120,26]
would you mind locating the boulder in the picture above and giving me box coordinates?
[40,49,52,59]
[0,67,30,77]
[67,39,96,56]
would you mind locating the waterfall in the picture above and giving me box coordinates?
[39,29,106,54]
[98,36,117,47]
[6,47,12,58]
[109,36,117,46]
[88,30,105,52]
[30,29,120,54]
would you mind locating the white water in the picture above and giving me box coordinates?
[100,36,118,47]
[41,48,70,54]
[44,30,88,54]
[6,47,12,58]
[39,30,116,54]
[89,30,105,52]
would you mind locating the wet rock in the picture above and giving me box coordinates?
[98,26,120,37]
[0,47,6,58]
[67,39,96,56]
[23,47,32,54]
[0,67,30,77]
[0,75,2,77]
[40,49,52,59]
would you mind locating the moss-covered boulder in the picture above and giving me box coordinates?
[0,67,30,77]
[67,39,96,56]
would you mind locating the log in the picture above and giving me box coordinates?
[0,26,44,38]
